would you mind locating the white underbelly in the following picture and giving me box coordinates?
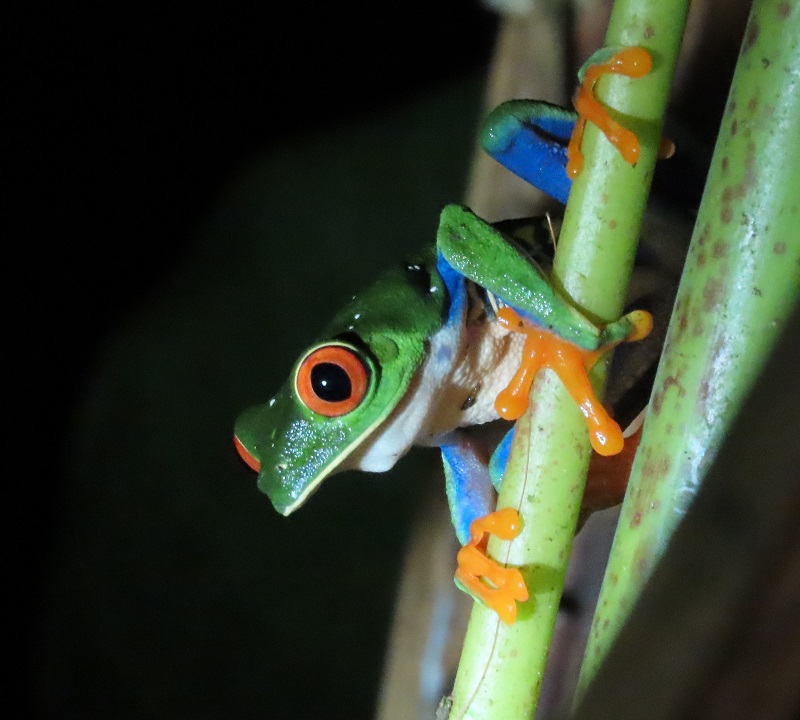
[348,314,524,472]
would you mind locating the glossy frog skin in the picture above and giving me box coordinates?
[235,48,658,624]
[235,244,447,515]
[234,208,652,621]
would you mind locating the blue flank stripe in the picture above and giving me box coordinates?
[435,252,467,330]
[441,444,489,545]
[489,427,515,492]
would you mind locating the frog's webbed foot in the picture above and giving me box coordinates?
[494,306,652,456]
[477,46,674,205]
[454,508,528,625]
[567,46,652,177]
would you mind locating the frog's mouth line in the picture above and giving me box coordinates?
[234,433,321,516]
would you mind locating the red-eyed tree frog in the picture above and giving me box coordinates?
[234,48,661,623]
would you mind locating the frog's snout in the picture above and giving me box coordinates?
[233,434,261,473]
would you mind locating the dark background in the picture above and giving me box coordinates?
[19,5,499,718]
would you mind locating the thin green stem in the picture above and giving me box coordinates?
[447,2,690,718]
[577,0,800,695]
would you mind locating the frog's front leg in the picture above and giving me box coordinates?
[494,306,652,456]
[440,432,527,625]
[438,205,653,456]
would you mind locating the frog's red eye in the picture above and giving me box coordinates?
[296,345,369,416]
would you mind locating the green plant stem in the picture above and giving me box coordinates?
[447,2,689,718]
[577,0,800,695]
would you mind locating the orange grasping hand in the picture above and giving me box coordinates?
[455,508,528,625]
[494,306,652,456]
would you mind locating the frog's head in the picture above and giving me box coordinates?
[234,249,446,515]
[234,337,408,514]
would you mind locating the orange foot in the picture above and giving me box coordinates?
[494,306,651,456]
[455,508,528,625]
[566,46,674,177]
[581,413,645,526]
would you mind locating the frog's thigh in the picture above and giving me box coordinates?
[440,431,496,546]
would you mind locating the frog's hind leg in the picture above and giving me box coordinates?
[440,432,496,546]
[440,431,527,625]
[480,100,577,205]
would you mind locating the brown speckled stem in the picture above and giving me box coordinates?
[578,0,800,694]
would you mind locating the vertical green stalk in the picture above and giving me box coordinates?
[578,0,800,694]
[447,2,689,718]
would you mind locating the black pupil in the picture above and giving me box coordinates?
[310,362,352,403]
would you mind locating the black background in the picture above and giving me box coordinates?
[26,3,497,477]
[18,5,499,718]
